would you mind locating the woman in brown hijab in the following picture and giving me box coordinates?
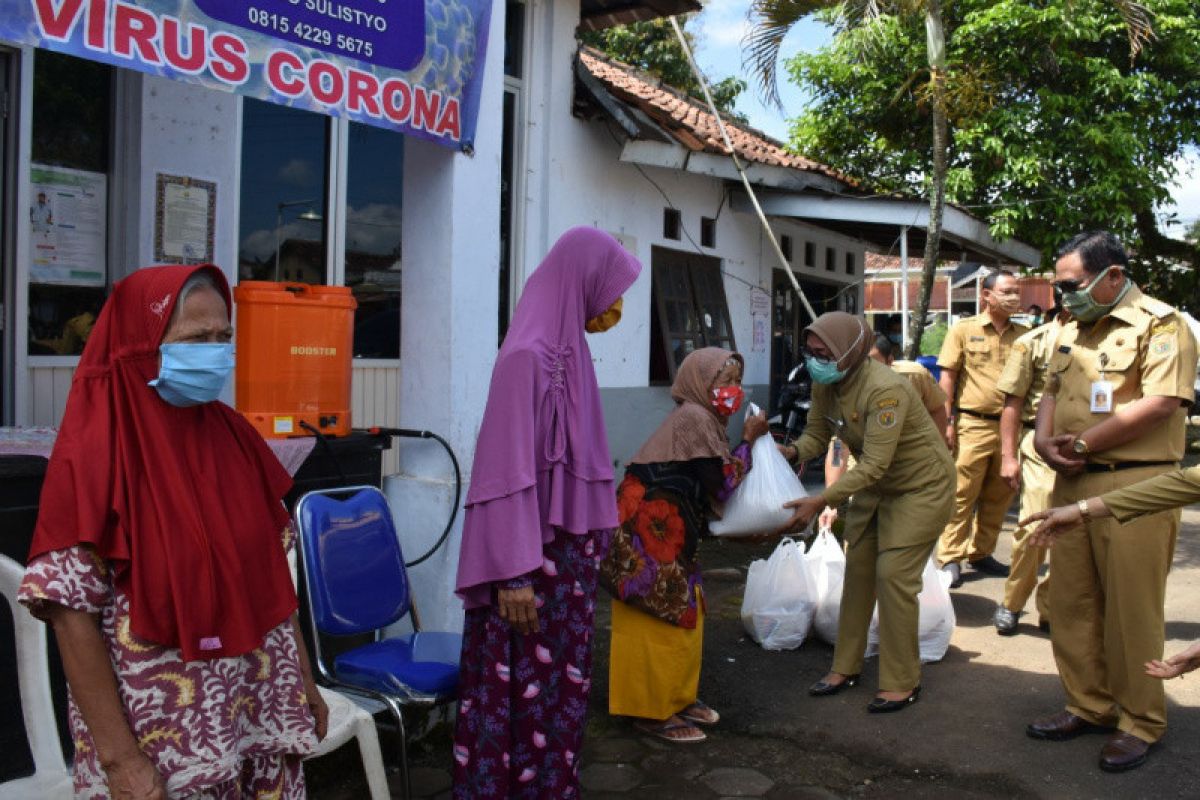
[779,312,954,712]
[602,348,768,742]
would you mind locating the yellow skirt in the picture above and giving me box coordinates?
[608,590,705,720]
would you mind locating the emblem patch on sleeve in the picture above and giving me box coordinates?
[876,397,899,409]
[877,409,897,428]
[1151,337,1173,356]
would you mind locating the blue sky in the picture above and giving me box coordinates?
[686,0,1198,231]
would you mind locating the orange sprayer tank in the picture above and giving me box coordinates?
[234,281,357,438]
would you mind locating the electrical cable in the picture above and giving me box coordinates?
[365,427,462,568]
[297,422,462,568]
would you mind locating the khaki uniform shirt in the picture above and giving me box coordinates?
[891,359,946,417]
[996,320,1062,423]
[1102,465,1200,523]
[793,359,954,509]
[1047,286,1196,464]
[938,313,1029,415]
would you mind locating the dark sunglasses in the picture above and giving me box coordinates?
[1052,266,1116,295]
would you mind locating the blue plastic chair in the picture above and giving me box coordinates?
[294,486,462,799]
[915,354,942,383]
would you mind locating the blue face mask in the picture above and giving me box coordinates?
[887,333,902,345]
[806,356,846,384]
[149,343,234,407]
[805,324,865,385]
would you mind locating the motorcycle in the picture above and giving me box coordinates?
[768,361,819,476]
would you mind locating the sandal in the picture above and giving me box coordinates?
[679,700,720,726]
[634,717,707,743]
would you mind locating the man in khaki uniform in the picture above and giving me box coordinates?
[936,271,1029,586]
[780,313,954,711]
[992,312,1063,635]
[1027,231,1197,773]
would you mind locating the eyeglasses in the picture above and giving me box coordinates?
[1052,266,1116,294]
[801,346,834,364]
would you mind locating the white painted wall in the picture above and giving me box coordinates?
[517,3,865,395]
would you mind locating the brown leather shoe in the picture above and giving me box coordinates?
[1099,732,1150,772]
[1026,710,1112,741]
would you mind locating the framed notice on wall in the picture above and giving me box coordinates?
[154,174,216,264]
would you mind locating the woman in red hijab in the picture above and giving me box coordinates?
[18,265,326,799]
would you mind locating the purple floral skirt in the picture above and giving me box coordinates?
[451,528,601,799]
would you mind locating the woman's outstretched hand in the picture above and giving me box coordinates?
[1020,504,1083,547]
[1146,641,1200,680]
[743,412,769,443]
[777,495,826,536]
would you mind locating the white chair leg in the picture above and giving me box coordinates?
[352,713,390,800]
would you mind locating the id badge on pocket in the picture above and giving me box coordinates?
[1090,380,1114,413]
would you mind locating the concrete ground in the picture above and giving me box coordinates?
[306,504,1200,799]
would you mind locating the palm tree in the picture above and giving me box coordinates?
[745,0,1154,359]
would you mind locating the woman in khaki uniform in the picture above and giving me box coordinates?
[780,312,955,712]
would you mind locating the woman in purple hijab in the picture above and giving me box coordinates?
[452,227,641,799]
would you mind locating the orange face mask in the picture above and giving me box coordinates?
[585,297,623,333]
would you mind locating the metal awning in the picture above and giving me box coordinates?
[578,0,701,31]
[731,190,1042,269]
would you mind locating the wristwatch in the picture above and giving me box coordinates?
[1077,499,1092,522]
[1071,436,1090,456]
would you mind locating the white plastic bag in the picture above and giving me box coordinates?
[865,557,956,663]
[740,538,817,650]
[710,405,807,538]
[806,527,846,645]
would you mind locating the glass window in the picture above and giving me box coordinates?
[237,99,329,285]
[649,248,734,383]
[28,51,112,355]
[345,122,403,359]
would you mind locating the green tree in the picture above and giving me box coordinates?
[580,18,747,115]
[746,0,1159,349]
[782,0,1197,312]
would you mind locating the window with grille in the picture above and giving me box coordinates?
[649,247,735,383]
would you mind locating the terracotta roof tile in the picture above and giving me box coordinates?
[579,47,858,187]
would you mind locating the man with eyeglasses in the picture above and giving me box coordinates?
[1025,230,1196,773]
[935,269,1029,587]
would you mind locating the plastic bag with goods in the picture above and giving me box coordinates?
[864,556,955,663]
[740,537,817,650]
[710,404,808,538]
[805,526,846,645]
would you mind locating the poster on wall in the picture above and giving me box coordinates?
[750,287,770,353]
[0,0,492,151]
[28,163,107,286]
[155,173,216,263]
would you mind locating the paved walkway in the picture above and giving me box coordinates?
[306,504,1200,799]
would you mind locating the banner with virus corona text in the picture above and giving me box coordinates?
[0,0,492,150]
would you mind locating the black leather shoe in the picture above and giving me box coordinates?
[993,606,1020,636]
[942,562,963,589]
[867,686,920,713]
[1026,710,1112,741]
[808,674,859,696]
[1099,732,1151,772]
[969,555,1010,577]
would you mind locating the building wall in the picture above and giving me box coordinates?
[516,5,864,462]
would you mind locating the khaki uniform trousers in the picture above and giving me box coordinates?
[832,484,952,692]
[936,415,1017,566]
[1002,430,1052,619]
[1049,465,1179,744]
